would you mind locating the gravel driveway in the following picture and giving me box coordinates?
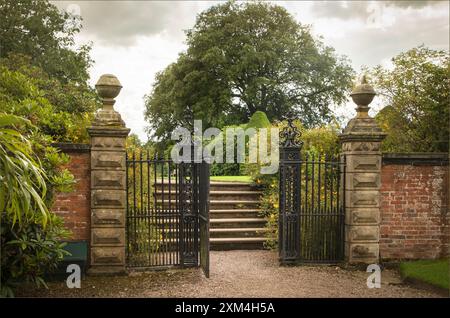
[17,251,443,298]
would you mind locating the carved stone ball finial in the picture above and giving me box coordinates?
[350,74,376,118]
[93,74,125,127]
[95,74,122,110]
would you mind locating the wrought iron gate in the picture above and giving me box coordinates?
[279,119,345,264]
[125,151,210,276]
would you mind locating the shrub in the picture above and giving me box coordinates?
[247,120,341,249]
[0,113,71,297]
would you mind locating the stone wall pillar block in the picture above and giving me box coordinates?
[339,75,387,264]
[87,74,130,275]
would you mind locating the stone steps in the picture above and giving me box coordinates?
[210,227,268,238]
[154,190,263,201]
[210,209,261,218]
[210,237,266,250]
[207,181,266,250]
[210,218,266,228]
[154,181,256,192]
[152,180,268,250]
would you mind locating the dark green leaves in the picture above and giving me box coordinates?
[145,1,354,144]
[371,46,449,152]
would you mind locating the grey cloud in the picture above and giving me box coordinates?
[325,9,449,69]
[310,0,443,20]
[384,0,443,9]
[52,1,212,46]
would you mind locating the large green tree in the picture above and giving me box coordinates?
[144,1,354,142]
[371,46,449,152]
[0,0,99,141]
[0,0,92,84]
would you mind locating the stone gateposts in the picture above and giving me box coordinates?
[88,74,130,275]
[84,72,386,273]
[339,76,386,264]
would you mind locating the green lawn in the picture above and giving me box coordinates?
[399,259,449,290]
[210,175,253,183]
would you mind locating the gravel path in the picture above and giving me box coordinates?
[17,251,443,298]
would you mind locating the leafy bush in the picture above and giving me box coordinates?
[208,112,271,176]
[0,114,71,297]
[246,120,341,249]
[370,46,449,152]
[0,59,97,143]
[245,111,271,130]
[0,215,70,297]
[0,0,96,296]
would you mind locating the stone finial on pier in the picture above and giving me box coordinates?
[88,74,130,275]
[339,75,386,264]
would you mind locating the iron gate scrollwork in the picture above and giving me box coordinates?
[125,149,210,273]
[279,118,345,264]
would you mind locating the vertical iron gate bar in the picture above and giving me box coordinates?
[318,154,322,261]
[167,160,171,265]
[304,154,309,261]
[298,159,302,259]
[159,158,163,265]
[146,151,151,265]
[199,160,210,277]
[178,162,185,267]
[341,156,346,259]
[175,163,179,265]
[193,160,199,266]
[125,152,129,264]
[311,154,316,261]
[153,156,157,267]
[139,151,143,265]
[132,151,137,263]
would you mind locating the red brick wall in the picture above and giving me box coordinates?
[380,158,449,260]
[52,145,90,242]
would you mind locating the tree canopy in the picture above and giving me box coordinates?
[371,46,449,152]
[0,0,92,84]
[0,0,99,142]
[144,1,354,143]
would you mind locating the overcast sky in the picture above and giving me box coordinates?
[52,0,449,141]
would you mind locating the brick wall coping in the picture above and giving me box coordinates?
[382,152,449,166]
[52,143,90,153]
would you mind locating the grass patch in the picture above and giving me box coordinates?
[399,259,449,290]
[210,175,253,183]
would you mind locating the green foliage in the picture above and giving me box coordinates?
[210,161,241,176]
[126,133,144,152]
[246,121,341,249]
[0,55,98,143]
[208,112,271,176]
[300,124,341,158]
[0,114,49,225]
[245,111,271,130]
[206,123,241,176]
[144,1,354,143]
[0,113,71,297]
[1,215,70,297]
[0,0,95,297]
[370,46,449,152]
[0,0,92,85]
